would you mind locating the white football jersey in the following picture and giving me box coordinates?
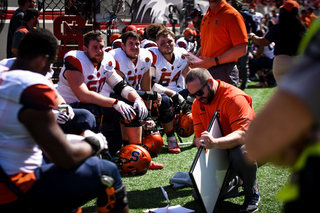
[149,47,188,92]
[141,39,157,48]
[175,37,197,54]
[56,50,116,104]
[108,48,152,89]
[0,70,54,174]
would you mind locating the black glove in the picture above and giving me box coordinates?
[171,93,191,111]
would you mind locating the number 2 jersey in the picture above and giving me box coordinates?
[56,50,117,103]
[148,47,188,92]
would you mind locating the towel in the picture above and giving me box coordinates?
[169,172,193,188]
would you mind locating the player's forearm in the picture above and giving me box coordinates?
[127,91,141,103]
[79,91,116,107]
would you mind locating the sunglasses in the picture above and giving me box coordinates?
[189,81,208,98]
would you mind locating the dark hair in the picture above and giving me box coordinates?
[185,68,212,85]
[121,31,141,45]
[156,28,175,41]
[231,0,243,12]
[22,8,39,22]
[18,0,31,6]
[145,23,166,41]
[83,31,104,47]
[18,28,58,60]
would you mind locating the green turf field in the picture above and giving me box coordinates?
[81,83,291,213]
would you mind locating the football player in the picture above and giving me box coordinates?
[175,28,197,54]
[148,28,191,153]
[56,31,147,151]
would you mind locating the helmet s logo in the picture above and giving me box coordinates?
[130,150,140,162]
[215,20,219,25]
[176,127,186,134]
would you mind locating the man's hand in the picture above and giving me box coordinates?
[199,131,218,149]
[133,98,148,119]
[113,99,136,121]
[142,119,156,130]
[52,109,69,124]
[83,130,108,155]
[189,56,215,69]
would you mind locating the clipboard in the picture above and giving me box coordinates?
[189,112,231,213]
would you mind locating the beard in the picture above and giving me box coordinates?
[86,50,103,64]
[199,86,215,105]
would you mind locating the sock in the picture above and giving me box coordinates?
[164,127,175,138]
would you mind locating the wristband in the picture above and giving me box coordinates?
[84,136,100,156]
[214,57,220,65]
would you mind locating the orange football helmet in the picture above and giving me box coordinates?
[174,111,194,137]
[142,130,164,156]
[116,144,151,175]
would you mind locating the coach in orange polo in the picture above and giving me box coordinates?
[186,68,259,212]
[190,0,248,87]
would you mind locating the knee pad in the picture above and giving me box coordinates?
[123,113,142,128]
[159,107,174,123]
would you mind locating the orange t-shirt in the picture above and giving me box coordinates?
[200,0,248,61]
[192,80,255,138]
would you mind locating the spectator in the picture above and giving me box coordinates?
[231,0,257,90]
[307,6,318,22]
[249,30,275,87]
[7,0,36,58]
[249,0,307,83]
[187,8,203,34]
[245,20,320,213]
[249,3,264,30]
[190,0,248,87]
[11,8,39,56]
[270,8,279,23]
[186,67,259,212]
[175,28,197,54]
[0,28,128,213]
[301,9,311,28]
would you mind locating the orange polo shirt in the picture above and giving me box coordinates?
[192,80,255,138]
[200,0,248,61]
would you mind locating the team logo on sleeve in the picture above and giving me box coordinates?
[88,75,94,80]
[108,61,113,66]
[128,71,132,75]
[182,55,186,59]
[161,68,167,72]
[146,57,150,63]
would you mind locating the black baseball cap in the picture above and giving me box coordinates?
[187,8,201,20]
[22,8,39,22]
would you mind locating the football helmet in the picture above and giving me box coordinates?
[116,144,151,175]
[174,111,194,137]
[142,130,164,156]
